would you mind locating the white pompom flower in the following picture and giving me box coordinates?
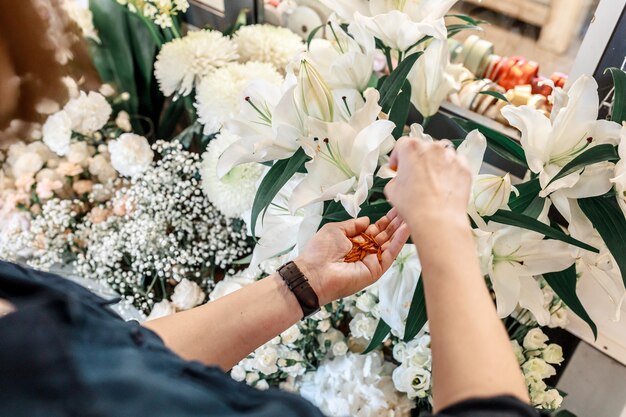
[200,130,265,218]
[63,91,112,135]
[108,133,154,178]
[154,30,239,97]
[233,24,304,72]
[195,61,283,134]
[42,110,73,156]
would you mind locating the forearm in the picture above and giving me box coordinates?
[144,272,302,370]
[409,214,529,412]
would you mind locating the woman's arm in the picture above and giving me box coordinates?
[384,137,529,412]
[144,211,409,370]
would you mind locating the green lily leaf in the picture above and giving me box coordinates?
[543,265,597,339]
[485,210,599,253]
[452,117,527,167]
[579,195,626,287]
[363,319,391,354]
[606,67,626,123]
[403,277,427,342]
[379,52,423,113]
[250,148,308,238]
[389,80,412,139]
[547,144,619,187]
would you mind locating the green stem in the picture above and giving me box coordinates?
[170,17,182,38]
[422,116,431,129]
[139,15,164,47]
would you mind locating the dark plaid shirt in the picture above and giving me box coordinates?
[0,261,541,417]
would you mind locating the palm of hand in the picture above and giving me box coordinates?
[296,209,409,305]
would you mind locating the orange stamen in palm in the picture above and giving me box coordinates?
[344,233,383,264]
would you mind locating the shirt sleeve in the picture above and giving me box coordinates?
[434,396,548,417]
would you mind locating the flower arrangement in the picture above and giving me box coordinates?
[2,0,626,415]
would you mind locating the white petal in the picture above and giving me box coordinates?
[518,239,575,276]
[490,261,523,318]
[561,161,614,199]
[518,276,551,325]
[500,105,552,173]
[456,130,487,176]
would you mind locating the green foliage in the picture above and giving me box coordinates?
[379,52,423,113]
[547,144,619,187]
[606,68,626,123]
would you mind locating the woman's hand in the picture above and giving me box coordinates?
[384,137,473,231]
[295,208,410,306]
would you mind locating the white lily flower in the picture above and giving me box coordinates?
[350,0,459,51]
[501,75,622,222]
[408,38,467,118]
[377,245,422,338]
[569,202,626,321]
[296,59,335,122]
[245,174,323,268]
[216,77,304,177]
[456,130,517,220]
[485,220,576,324]
[289,89,395,218]
[610,123,626,217]
[304,18,375,92]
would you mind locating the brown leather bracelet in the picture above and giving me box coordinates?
[277,261,320,319]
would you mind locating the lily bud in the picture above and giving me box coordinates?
[296,60,334,122]
[473,173,514,216]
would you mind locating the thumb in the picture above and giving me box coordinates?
[334,216,370,237]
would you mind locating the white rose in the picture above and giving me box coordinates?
[542,344,564,365]
[349,313,378,340]
[280,325,302,345]
[230,365,246,382]
[171,279,205,310]
[43,110,73,156]
[66,142,92,167]
[254,345,278,375]
[542,389,563,410]
[255,379,269,390]
[64,91,112,134]
[522,358,556,379]
[331,341,348,357]
[88,154,117,183]
[406,343,432,369]
[511,340,525,364]
[209,272,255,301]
[525,372,547,392]
[355,292,377,313]
[245,372,259,384]
[393,342,408,362]
[549,308,569,329]
[523,328,549,350]
[317,319,331,332]
[146,299,176,320]
[108,133,154,178]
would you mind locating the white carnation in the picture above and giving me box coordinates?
[88,154,117,183]
[230,365,246,382]
[146,299,176,320]
[154,30,238,97]
[108,133,154,178]
[64,91,112,134]
[233,24,303,72]
[254,344,279,375]
[171,278,205,310]
[280,325,302,345]
[200,130,264,218]
[348,312,378,340]
[195,61,283,134]
[43,111,73,156]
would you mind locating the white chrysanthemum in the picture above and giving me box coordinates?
[64,91,112,135]
[201,130,264,218]
[195,61,283,134]
[42,110,73,156]
[108,133,154,178]
[154,30,239,97]
[233,24,303,72]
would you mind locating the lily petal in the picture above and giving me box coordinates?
[490,260,523,318]
[501,105,552,173]
[518,275,551,326]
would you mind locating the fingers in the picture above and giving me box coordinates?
[374,214,403,245]
[333,216,370,237]
[380,223,410,271]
